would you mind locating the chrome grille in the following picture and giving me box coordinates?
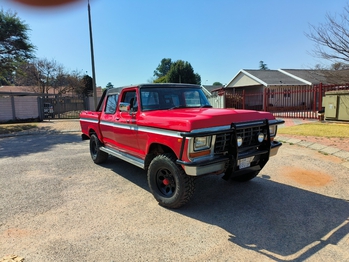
[213,123,267,153]
[214,133,231,153]
[236,126,264,147]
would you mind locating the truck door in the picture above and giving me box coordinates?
[100,93,119,148]
[114,89,142,158]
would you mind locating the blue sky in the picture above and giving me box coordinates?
[1,0,349,87]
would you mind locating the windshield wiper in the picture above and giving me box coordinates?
[169,105,212,109]
[169,105,187,110]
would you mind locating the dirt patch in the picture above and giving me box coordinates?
[284,166,333,187]
[2,228,33,238]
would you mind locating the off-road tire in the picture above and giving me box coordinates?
[90,134,108,164]
[147,153,195,208]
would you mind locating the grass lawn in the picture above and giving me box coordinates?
[0,124,38,135]
[278,122,349,138]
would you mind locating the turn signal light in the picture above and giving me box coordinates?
[189,149,211,158]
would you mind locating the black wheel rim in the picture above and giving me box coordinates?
[155,168,176,197]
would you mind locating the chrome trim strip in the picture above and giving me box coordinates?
[100,120,138,131]
[80,118,98,124]
[235,120,265,128]
[268,119,285,125]
[99,120,182,138]
[138,125,182,138]
[191,125,231,134]
[183,160,228,176]
[100,146,144,169]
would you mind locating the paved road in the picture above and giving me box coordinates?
[1,133,349,261]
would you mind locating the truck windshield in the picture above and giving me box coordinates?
[140,87,212,111]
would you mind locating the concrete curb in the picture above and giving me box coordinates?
[277,136,349,169]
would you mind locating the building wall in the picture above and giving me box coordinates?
[14,96,39,119]
[0,96,39,122]
[226,73,260,87]
[0,97,13,122]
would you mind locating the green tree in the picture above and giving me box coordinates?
[153,75,167,83]
[81,75,93,96]
[213,82,223,86]
[195,73,201,85]
[0,9,35,84]
[106,82,114,89]
[166,60,198,84]
[153,58,172,78]
[259,61,269,70]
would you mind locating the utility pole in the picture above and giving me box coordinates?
[88,0,98,109]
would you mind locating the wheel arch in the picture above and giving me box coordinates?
[144,142,177,171]
[88,128,103,142]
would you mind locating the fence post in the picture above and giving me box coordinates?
[263,88,267,111]
[318,82,323,110]
[11,96,16,121]
[37,97,43,121]
[242,90,245,109]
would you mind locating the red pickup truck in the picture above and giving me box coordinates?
[80,83,284,208]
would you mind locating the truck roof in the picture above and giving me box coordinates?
[106,83,201,96]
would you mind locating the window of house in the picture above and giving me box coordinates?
[268,89,274,99]
[284,89,291,98]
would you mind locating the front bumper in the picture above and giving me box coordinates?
[270,140,282,157]
[177,119,284,177]
[177,145,272,176]
[177,156,230,176]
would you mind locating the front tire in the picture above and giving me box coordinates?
[90,134,108,164]
[147,153,195,208]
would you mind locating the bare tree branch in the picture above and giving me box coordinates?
[306,5,349,63]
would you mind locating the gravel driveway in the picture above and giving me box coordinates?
[1,133,348,261]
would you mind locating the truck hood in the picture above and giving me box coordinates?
[139,108,275,132]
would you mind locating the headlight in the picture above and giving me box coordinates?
[257,132,265,143]
[194,136,211,151]
[269,125,277,137]
[237,136,243,147]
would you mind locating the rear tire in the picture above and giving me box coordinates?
[90,134,108,164]
[147,153,195,208]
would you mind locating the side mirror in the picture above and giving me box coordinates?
[119,102,131,112]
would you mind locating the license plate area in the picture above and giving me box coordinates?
[238,156,254,169]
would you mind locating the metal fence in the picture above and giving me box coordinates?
[0,92,96,123]
[226,83,349,119]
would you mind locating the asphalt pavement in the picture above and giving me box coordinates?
[1,119,349,261]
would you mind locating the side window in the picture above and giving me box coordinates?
[122,91,136,103]
[121,91,138,112]
[105,94,118,114]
